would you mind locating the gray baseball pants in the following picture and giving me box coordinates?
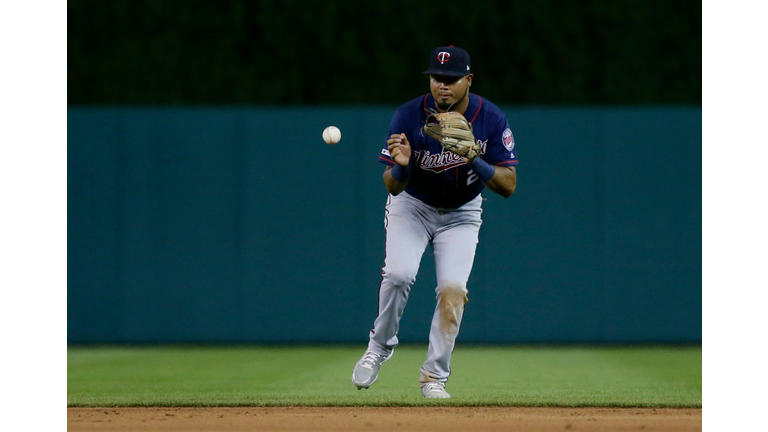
[367,191,483,385]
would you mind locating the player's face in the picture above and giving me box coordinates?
[430,74,473,112]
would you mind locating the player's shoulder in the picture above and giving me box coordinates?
[390,95,429,128]
[474,94,506,119]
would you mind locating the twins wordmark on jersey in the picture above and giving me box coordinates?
[412,139,488,173]
[381,139,489,174]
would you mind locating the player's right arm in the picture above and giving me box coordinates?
[383,133,412,195]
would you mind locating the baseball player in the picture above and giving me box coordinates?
[352,46,518,398]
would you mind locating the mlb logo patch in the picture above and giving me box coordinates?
[502,128,515,152]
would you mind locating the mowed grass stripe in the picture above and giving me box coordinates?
[67,345,701,407]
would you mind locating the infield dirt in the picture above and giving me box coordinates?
[68,406,702,431]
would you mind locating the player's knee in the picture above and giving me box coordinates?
[436,285,468,335]
[383,268,418,289]
[437,285,469,307]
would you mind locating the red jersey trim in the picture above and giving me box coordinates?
[379,156,396,165]
[496,160,518,166]
[469,96,482,124]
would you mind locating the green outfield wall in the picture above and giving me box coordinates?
[67,106,702,344]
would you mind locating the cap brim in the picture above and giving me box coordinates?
[422,69,469,77]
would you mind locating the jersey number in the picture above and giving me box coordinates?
[467,170,478,186]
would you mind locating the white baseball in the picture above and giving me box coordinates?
[322,126,342,145]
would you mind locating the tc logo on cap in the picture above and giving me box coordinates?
[437,52,451,64]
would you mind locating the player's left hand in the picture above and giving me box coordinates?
[387,133,412,166]
[423,111,480,162]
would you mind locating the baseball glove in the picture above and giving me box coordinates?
[423,111,481,161]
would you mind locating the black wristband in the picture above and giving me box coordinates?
[391,164,411,182]
[469,158,495,183]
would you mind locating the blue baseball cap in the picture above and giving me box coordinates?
[422,46,471,77]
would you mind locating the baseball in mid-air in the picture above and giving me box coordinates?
[322,126,342,145]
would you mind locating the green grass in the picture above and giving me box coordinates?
[67,345,701,407]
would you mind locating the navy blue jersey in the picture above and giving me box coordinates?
[379,93,518,208]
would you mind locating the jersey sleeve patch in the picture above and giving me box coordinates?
[379,148,395,166]
[502,128,515,151]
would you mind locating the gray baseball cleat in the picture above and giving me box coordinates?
[351,350,391,389]
[421,382,451,399]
